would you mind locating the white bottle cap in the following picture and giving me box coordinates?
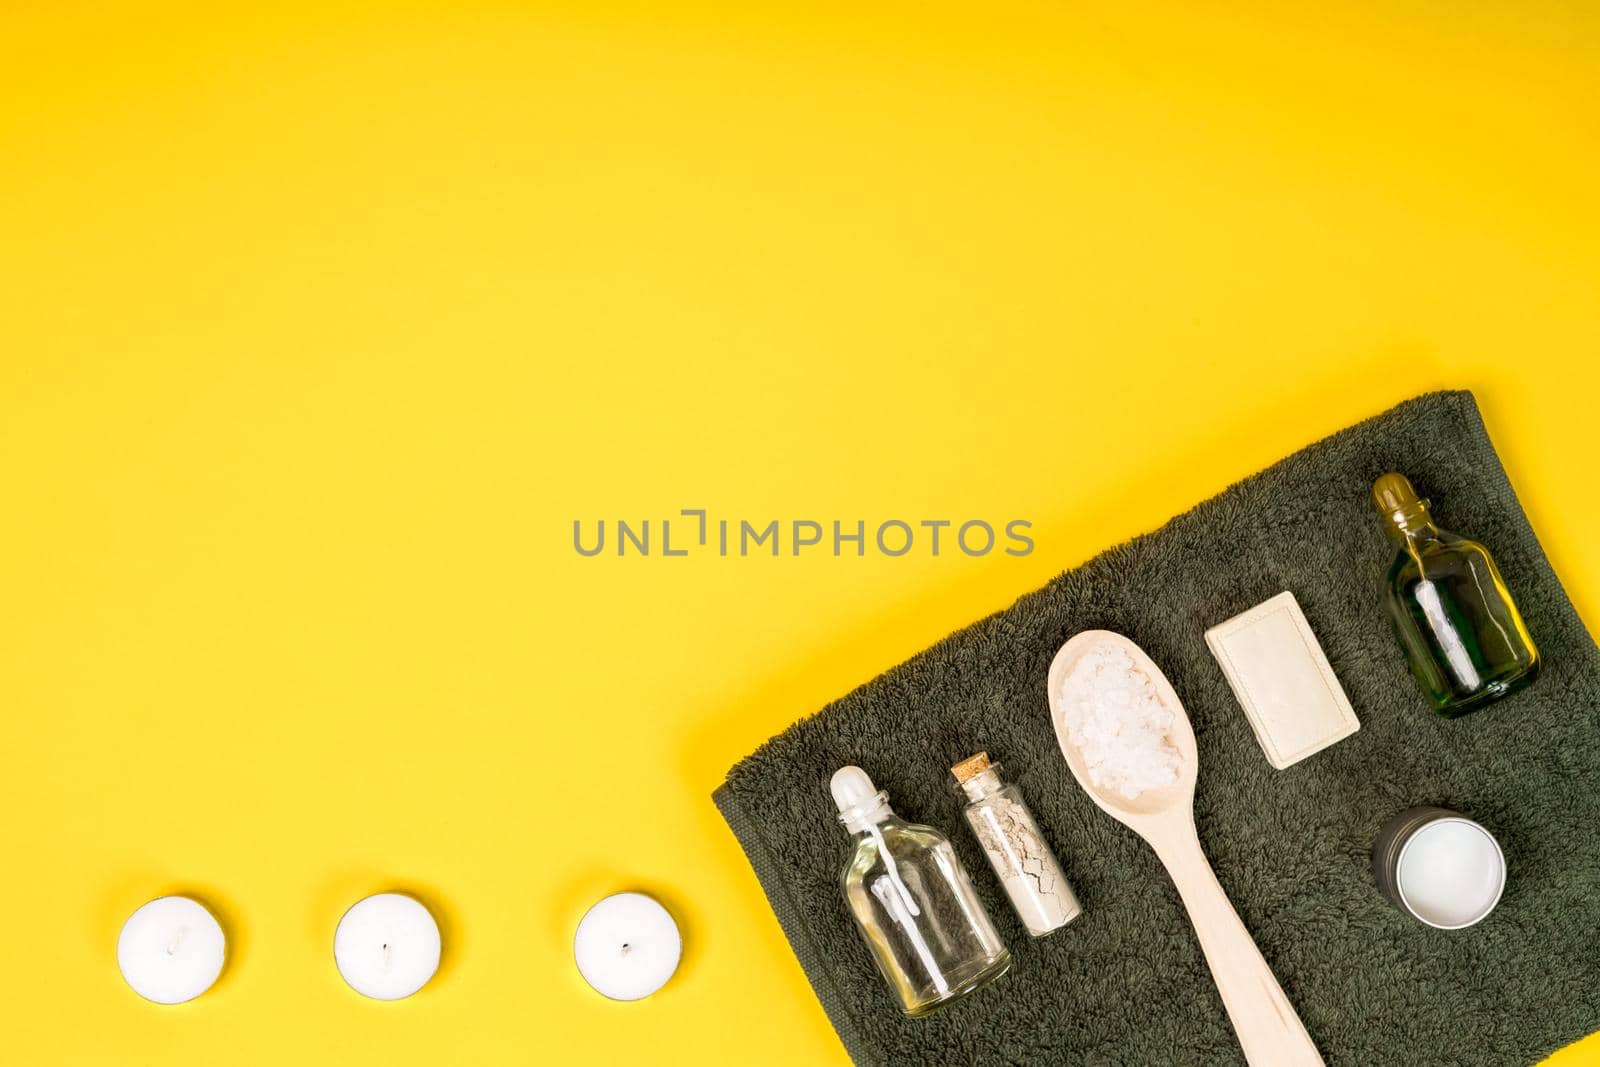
[831,766,889,831]
[830,766,877,811]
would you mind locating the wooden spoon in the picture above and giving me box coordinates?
[1048,630,1323,1067]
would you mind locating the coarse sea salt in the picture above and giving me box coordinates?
[1057,645,1181,800]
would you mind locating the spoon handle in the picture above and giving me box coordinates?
[1155,827,1324,1067]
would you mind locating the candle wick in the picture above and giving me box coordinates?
[167,927,188,957]
[382,943,392,972]
[620,942,631,957]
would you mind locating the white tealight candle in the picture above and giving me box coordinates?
[573,892,682,1001]
[117,896,227,1005]
[334,893,442,1000]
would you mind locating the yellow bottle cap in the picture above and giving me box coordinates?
[1372,472,1422,516]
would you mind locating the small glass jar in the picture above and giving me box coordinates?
[952,753,1081,937]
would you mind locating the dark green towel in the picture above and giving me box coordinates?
[714,391,1600,1066]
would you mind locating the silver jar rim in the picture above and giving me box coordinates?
[1393,815,1506,930]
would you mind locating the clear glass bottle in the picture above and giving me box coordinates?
[830,766,1010,1016]
[1372,472,1540,717]
[951,753,1081,937]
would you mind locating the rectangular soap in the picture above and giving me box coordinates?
[1204,590,1359,769]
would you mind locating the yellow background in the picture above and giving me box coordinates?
[2,2,1597,1063]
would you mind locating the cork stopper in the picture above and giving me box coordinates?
[949,752,992,784]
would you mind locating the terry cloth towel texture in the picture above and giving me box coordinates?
[713,391,1600,1067]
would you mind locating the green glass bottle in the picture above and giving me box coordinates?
[1372,473,1539,717]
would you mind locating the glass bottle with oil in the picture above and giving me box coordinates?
[1372,473,1539,716]
[830,766,1010,1016]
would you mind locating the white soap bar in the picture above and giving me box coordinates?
[1204,591,1359,769]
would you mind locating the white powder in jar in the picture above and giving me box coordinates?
[1057,645,1180,799]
